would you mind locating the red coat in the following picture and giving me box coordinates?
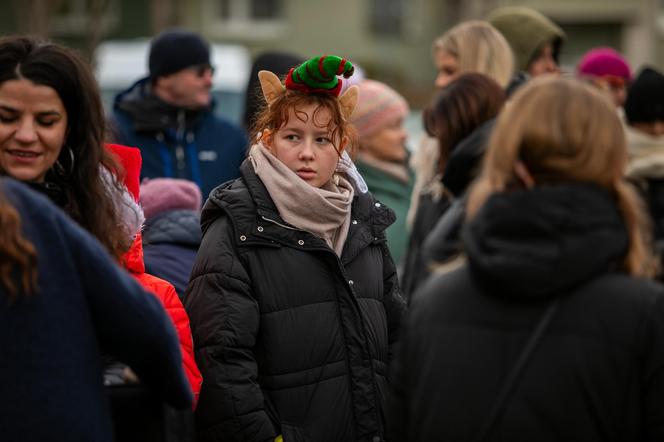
[124,233,202,407]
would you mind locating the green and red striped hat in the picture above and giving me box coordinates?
[285,55,354,97]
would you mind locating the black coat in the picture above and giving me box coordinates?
[389,183,664,442]
[401,121,494,301]
[143,209,202,298]
[184,161,405,442]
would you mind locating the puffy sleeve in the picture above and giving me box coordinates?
[184,213,277,442]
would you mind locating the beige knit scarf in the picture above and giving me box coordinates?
[250,144,354,256]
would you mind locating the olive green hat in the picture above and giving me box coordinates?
[488,6,566,72]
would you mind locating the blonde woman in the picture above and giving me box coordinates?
[432,20,514,90]
[389,77,663,441]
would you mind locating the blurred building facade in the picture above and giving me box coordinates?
[1,0,663,107]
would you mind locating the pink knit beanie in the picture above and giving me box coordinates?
[577,47,632,81]
[351,79,409,139]
[139,178,202,220]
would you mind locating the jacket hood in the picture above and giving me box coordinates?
[123,233,146,275]
[143,209,202,247]
[442,120,495,197]
[113,77,210,133]
[464,183,628,300]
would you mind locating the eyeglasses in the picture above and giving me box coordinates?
[191,64,215,78]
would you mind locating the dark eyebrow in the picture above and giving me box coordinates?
[36,111,62,118]
[0,105,61,117]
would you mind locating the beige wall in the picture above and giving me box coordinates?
[191,0,664,108]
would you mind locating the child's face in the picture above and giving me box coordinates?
[265,103,344,188]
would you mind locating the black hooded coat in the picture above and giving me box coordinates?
[389,183,664,442]
[185,160,405,442]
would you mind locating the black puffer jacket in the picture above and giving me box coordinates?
[185,161,405,442]
[389,183,664,441]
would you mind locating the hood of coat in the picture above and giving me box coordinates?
[123,233,147,275]
[463,183,628,301]
[201,159,395,258]
[442,120,495,197]
[143,209,202,247]
[113,77,210,133]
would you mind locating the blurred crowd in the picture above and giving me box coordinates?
[1,5,664,442]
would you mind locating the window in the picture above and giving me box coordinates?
[216,0,282,21]
[51,0,119,35]
[206,0,285,40]
[369,0,404,37]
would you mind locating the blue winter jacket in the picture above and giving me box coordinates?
[143,209,202,299]
[110,78,248,198]
[0,178,192,442]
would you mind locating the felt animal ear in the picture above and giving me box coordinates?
[258,70,284,106]
[339,85,359,119]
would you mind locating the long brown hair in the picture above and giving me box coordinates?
[0,185,37,299]
[467,76,656,277]
[251,88,358,157]
[0,36,128,259]
[423,73,506,174]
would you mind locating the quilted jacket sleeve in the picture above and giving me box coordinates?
[184,213,277,442]
[381,243,406,362]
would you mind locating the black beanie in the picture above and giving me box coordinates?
[624,67,664,124]
[148,29,210,80]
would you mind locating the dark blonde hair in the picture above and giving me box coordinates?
[251,89,357,157]
[434,20,514,88]
[0,36,128,259]
[467,76,656,277]
[0,186,37,299]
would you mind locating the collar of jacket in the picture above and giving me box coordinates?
[206,159,395,265]
[114,77,210,133]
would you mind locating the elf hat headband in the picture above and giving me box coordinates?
[258,54,359,120]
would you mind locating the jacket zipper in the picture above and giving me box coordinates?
[260,215,303,232]
[175,110,186,173]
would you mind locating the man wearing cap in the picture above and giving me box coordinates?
[110,28,247,199]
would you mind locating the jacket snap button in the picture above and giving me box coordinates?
[298,240,304,246]
[257,226,264,232]
[374,202,381,208]
[352,219,358,225]
[348,280,354,286]
[239,235,247,241]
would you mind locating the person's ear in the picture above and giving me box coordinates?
[260,129,274,149]
[338,136,349,155]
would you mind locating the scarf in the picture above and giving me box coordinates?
[250,144,354,256]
